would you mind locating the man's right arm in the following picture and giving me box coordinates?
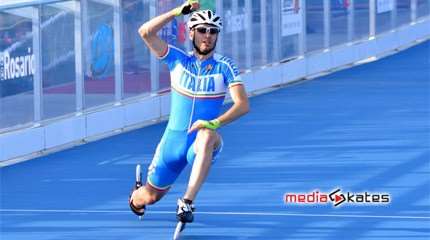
[138,1,199,58]
[138,11,175,58]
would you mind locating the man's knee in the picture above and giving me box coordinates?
[196,129,218,146]
[195,129,220,154]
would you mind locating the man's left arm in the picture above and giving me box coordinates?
[216,84,250,126]
[188,84,250,133]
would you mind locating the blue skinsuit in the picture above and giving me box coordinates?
[147,45,243,191]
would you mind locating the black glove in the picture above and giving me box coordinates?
[173,0,200,16]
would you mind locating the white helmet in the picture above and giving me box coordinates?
[187,10,223,30]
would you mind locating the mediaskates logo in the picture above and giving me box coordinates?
[284,188,391,207]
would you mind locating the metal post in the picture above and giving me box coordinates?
[323,0,330,49]
[75,0,84,112]
[261,0,267,64]
[32,5,42,123]
[411,0,417,23]
[272,0,280,61]
[245,0,252,69]
[299,0,306,56]
[232,0,239,63]
[215,0,223,54]
[82,0,91,95]
[391,0,397,30]
[149,1,159,92]
[113,0,123,102]
[369,0,376,39]
[348,0,355,42]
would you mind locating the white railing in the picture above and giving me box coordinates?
[0,0,429,164]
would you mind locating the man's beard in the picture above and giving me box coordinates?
[192,36,217,56]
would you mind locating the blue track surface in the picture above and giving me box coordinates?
[1,41,429,239]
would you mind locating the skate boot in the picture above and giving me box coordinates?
[176,198,195,223]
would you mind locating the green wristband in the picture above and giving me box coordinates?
[172,6,183,16]
[202,119,221,130]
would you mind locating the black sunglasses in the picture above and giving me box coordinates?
[195,27,220,35]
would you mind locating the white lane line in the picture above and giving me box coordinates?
[1,209,429,220]
[98,154,131,165]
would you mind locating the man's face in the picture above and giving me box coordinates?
[190,24,219,55]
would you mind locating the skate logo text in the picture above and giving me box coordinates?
[284,188,391,207]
